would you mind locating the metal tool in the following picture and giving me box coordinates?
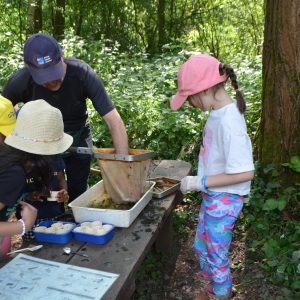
[149,177,181,199]
[7,245,43,255]
[67,147,155,161]
[63,247,89,258]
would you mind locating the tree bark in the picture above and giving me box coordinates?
[260,0,300,171]
[53,0,65,40]
[157,0,166,49]
[27,0,42,35]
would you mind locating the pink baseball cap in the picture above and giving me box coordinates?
[170,54,228,110]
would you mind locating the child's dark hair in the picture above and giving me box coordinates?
[0,143,53,192]
[219,64,246,114]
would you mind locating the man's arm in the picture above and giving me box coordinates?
[102,108,128,154]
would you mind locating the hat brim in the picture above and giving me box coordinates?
[5,133,73,155]
[170,93,188,111]
[0,123,16,137]
[28,60,64,85]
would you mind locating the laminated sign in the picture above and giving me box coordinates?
[0,254,119,299]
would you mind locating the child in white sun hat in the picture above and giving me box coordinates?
[0,100,73,257]
[171,54,254,300]
[12,102,70,241]
[5,99,73,154]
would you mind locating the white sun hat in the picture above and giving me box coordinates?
[5,99,73,155]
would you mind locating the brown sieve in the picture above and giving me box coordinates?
[97,149,152,204]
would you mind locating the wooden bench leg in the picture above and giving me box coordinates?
[155,213,174,256]
[116,278,136,300]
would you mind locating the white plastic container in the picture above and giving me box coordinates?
[68,180,155,228]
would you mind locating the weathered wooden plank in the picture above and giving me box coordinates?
[31,240,85,263]
[67,195,176,299]
[150,159,192,180]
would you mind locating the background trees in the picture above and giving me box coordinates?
[0,1,300,295]
[0,0,263,55]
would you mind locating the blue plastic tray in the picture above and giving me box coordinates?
[33,220,76,244]
[72,223,114,245]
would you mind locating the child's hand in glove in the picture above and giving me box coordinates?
[180,176,205,194]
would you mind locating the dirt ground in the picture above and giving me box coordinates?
[158,231,268,300]
[133,229,284,300]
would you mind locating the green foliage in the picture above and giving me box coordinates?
[244,163,300,292]
[0,41,23,92]
[0,0,264,56]
[282,156,300,173]
[0,1,264,162]
[173,193,200,238]
[53,34,262,164]
[132,252,164,299]
[186,0,264,58]
[262,198,287,211]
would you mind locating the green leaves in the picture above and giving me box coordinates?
[263,198,287,211]
[283,156,300,173]
[291,280,300,289]
[262,239,281,258]
[245,162,300,292]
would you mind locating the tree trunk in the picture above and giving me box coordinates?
[27,0,42,35]
[260,0,300,176]
[53,0,65,40]
[48,0,54,30]
[157,0,166,49]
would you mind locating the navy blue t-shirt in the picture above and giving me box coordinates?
[0,165,26,221]
[22,155,66,219]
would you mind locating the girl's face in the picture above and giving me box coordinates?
[187,91,213,111]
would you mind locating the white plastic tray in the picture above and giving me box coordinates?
[68,180,155,228]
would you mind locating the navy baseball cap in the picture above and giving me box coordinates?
[24,33,64,85]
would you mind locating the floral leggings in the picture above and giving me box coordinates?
[194,191,244,297]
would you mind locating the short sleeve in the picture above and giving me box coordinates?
[81,63,115,116]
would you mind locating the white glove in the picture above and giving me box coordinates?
[180,176,204,194]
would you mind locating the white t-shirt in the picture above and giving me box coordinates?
[197,102,254,195]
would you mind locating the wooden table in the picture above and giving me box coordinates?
[5,160,192,300]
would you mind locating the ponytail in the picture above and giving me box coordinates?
[219,64,246,114]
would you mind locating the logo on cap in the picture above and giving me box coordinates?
[37,56,53,65]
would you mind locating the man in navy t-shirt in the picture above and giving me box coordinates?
[3,33,128,201]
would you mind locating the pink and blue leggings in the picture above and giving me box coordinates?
[194,191,244,297]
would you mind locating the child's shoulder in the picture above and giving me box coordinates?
[219,105,247,132]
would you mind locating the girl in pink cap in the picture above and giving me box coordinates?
[171,54,254,300]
